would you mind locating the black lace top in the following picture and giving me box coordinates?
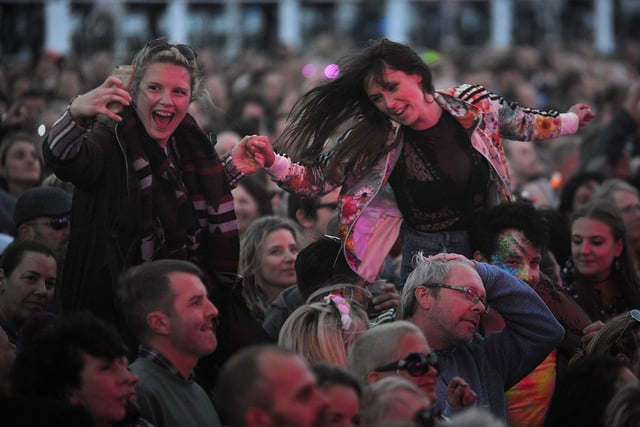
[389,111,489,232]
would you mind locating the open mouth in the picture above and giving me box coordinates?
[153,111,174,127]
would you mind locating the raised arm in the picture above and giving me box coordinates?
[474,262,565,389]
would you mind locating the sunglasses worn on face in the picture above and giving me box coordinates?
[374,352,439,376]
[423,284,491,314]
[29,217,69,230]
[146,39,198,62]
[614,309,640,347]
[414,405,443,427]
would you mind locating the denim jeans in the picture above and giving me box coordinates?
[400,223,471,286]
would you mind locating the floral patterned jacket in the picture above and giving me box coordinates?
[266,84,580,281]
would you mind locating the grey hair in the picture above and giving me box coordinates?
[360,376,428,427]
[347,320,424,385]
[592,178,639,200]
[442,407,507,427]
[401,252,468,319]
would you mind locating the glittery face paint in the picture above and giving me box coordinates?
[489,228,541,286]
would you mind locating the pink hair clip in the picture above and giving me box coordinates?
[324,293,353,331]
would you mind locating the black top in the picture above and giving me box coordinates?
[389,111,489,232]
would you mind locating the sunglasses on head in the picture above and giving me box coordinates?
[30,216,69,230]
[145,39,198,62]
[374,352,439,376]
[614,309,640,347]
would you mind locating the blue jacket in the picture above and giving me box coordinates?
[436,262,565,419]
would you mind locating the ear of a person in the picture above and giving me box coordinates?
[415,285,432,310]
[246,407,274,427]
[147,311,170,335]
[17,223,35,240]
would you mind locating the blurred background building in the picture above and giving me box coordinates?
[1,0,639,64]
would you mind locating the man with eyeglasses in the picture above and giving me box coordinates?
[401,252,564,421]
[287,188,341,245]
[13,186,71,266]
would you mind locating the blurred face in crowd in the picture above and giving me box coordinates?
[0,140,41,188]
[250,351,328,427]
[488,228,541,287]
[256,228,299,299]
[135,62,191,148]
[612,190,640,249]
[0,250,56,330]
[370,332,439,402]
[20,215,70,263]
[232,184,261,235]
[310,189,340,241]
[69,354,139,426]
[571,218,622,281]
[319,383,360,427]
[384,389,433,425]
[572,179,600,212]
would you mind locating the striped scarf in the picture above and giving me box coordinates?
[122,109,239,278]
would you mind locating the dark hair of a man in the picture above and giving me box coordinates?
[312,362,362,397]
[215,345,295,427]
[470,200,549,259]
[117,259,203,341]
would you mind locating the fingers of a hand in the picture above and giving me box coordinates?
[583,321,604,335]
[372,295,400,310]
[463,390,478,406]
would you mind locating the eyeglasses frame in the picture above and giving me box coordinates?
[422,283,491,314]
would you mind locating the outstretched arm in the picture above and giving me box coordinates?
[568,103,596,127]
[230,134,274,174]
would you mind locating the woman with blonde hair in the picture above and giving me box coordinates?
[239,215,304,323]
[278,293,369,366]
[572,309,640,376]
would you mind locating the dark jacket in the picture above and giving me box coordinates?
[43,109,239,328]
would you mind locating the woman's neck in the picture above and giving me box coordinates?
[256,279,286,304]
[7,180,33,198]
[412,102,443,131]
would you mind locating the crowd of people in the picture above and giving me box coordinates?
[0,30,640,427]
